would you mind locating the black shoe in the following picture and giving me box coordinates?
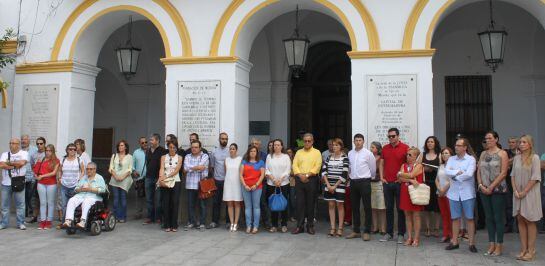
[306,226,315,235]
[26,216,38,223]
[439,237,451,243]
[445,243,459,250]
[291,227,304,234]
[469,245,478,253]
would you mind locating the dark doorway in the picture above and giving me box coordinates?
[445,75,493,154]
[290,42,351,150]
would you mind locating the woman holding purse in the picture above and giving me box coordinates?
[397,147,425,247]
[158,141,183,232]
[265,139,291,233]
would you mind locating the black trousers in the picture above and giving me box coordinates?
[212,179,224,224]
[266,184,289,227]
[260,183,271,227]
[350,179,372,234]
[383,182,406,236]
[295,176,318,228]
[161,182,181,229]
[25,181,37,216]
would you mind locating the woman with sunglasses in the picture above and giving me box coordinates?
[33,144,60,230]
[397,147,425,247]
[59,143,84,222]
[109,140,133,223]
[158,140,183,232]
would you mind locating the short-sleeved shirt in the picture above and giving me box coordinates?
[210,146,229,181]
[33,158,59,185]
[1,150,29,186]
[23,146,37,182]
[61,157,81,188]
[382,142,409,183]
[242,160,265,188]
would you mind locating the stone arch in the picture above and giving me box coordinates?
[403,0,545,50]
[209,0,380,59]
[50,0,192,64]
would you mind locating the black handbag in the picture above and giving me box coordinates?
[7,152,25,192]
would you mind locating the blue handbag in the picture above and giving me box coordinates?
[268,187,288,212]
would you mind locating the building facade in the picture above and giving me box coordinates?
[0,0,544,156]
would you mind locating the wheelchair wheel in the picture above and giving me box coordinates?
[104,213,116,232]
[66,228,77,235]
[90,221,102,236]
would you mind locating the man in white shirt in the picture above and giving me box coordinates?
[345,134,376,241]
[0,138,29,230]
[444,138,477,253]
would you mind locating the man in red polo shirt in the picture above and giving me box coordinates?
[379,128,409,243]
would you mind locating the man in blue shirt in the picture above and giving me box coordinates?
[132,137,148,219]
[209,133,229,228]
[444,138,478,253]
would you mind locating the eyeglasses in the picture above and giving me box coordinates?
[140,141,147,144]
[68,148,76,151]
[9,142,20,145]
[86,168,96,171]
[387,135,397,139]
[303,140,312,143]
[37,142,45,145]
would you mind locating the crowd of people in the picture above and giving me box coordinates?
[0,129,543,261]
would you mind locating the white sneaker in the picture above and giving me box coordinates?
[18,224,27,230]
[0,224,6,230]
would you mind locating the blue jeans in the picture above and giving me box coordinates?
[60,185,76,221]
[242,187,262,229]
[112,186,127,220]
[187,189,207,225]
[145,177,162,222]
[37,183,57,222]
[1,185,26,227]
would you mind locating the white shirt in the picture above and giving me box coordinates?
[265,153,292,186]
[1,150,30,186]
[348,148,376,179]
[445,153,476,201]
[78,152,91,168]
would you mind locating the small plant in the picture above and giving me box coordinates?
[0,28,17,72]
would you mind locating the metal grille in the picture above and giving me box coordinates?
[445,76,493,153]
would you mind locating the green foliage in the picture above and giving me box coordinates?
[0,28,17,72]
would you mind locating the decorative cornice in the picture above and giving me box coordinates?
[15,61,74,74]
[160,56,239,65]
[347,49,435,59]
[0,40,18,54]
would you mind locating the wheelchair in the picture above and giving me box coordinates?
[65,192,116,236]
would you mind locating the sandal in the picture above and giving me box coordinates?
[165,228,172,232]
[172,228,178,232]
[403,238,413,246]
[336,228,344,237]
[411,238,420,247]
[424,229,431,237]
[328,228,336,237]
[516,251,527,260]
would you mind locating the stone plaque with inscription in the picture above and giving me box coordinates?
[367,75,417,146]
[178,81,220,150]
[21,84,59,144]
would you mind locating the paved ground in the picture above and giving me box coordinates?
[0,216,543,266]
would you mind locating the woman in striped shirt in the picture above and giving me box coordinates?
[322,138,349,237]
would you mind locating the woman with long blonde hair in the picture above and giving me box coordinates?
[511,135,542,261]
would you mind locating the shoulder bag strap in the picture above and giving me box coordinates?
[7,152,12,178]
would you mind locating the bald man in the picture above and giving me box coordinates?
[0,138,30,230]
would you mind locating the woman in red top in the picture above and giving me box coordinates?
[239,146,265,234]
[33,144,60,230]
[397,147,424,247]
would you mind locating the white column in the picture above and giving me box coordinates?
[164,59,252,150]
[270,81,290,141]
[351,56,434,148]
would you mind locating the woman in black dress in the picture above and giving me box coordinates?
[421,136,441,237]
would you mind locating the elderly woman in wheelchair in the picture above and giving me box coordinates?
[62,162,106,229]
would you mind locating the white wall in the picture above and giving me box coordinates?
[432,1,545,152]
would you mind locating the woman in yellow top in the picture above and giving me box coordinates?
[109,140,133,223]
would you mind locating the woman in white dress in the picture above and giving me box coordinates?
[223,143,243,232]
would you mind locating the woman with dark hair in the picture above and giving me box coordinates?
[267,140,274,155]
[322,138,349,237]
[74,139,91,167]
[370,141,386,235]
[265,139,291,233]
[109,140,133,223]
[58,143,84,227]
[223,143,243,232]
[422,136,442,237]
[477,130,509,256]
[158,140,183,232]
[33,144,60,230]
[239,146,265,234]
